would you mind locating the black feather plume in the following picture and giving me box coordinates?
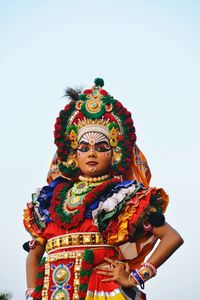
[64,87,82,101]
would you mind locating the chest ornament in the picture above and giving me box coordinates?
[49,178,120,230]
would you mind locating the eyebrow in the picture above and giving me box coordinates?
[78,141,110,146]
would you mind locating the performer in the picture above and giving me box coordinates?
[24,78,183,300]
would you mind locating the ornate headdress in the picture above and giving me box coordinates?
[48,78,151,185]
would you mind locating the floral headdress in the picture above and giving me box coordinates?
[47,78,151,186]
[53,78,136,179]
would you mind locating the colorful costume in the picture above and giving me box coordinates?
[24,78,168,300]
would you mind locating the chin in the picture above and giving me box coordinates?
[84,170,104,177]
[86,172,100,177]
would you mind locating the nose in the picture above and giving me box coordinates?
[88,147,97,157]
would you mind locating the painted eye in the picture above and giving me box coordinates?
[96,146,110,152]
[78,147,89,152]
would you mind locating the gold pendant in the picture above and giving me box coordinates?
[63,190,85,213]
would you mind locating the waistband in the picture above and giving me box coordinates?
[46,232,108,253]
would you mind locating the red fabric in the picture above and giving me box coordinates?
[87,269,121,292]
[43,219,98,240]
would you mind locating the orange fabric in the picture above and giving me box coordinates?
[123,144,151,187]
[118,188,169,268]
[46,153,64,184]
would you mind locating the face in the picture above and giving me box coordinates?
[76,132,112,177]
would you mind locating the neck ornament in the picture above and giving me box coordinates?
[78,174,110,183]
[71,181,92,196]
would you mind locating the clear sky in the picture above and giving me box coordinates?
[0,1,199,299]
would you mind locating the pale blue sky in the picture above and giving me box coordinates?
[0,1,199,299]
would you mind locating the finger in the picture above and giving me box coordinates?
[96,267,114,272]
[125,262,130,272]
[95,266,113,271]
[96,270,114,276]
[101,278,115,282]
[104,257,119,267]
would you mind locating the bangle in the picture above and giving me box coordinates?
[131,269,145,289]
[138,266,152,281]
[28,239,37,249]
[140,262,157,277]
[25,288,34,299]
[128,273,137,286]
[143,221,152,232]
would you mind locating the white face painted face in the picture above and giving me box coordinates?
[77,132,112,177]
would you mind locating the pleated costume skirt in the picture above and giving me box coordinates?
[32,247,146,300]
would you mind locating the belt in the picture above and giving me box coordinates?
[46,232,107,253]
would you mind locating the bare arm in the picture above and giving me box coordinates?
[26,244,45,288]
[147,222,184,268]
[96,222,183,287]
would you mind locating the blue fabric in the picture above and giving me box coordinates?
[85,180,145,218]
[37,177,67,209]
[36,177,67,222]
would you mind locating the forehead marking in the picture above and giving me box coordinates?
[79,132,109,145]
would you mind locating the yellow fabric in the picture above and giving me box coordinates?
[23,208,46,246]
[85,291,126,300]
[106,199,139,245]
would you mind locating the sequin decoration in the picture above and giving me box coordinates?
[53,264,70,285]
[51,289,69,300]
[63,182,92,213]
[71,182,92,195]
[63,192,85,214]
[85,99,101,113]
[51,264,71,300]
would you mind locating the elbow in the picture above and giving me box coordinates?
[171,231,184,250]
[168,223,184,248]
[177,234,184,247]
[152,222,184,249]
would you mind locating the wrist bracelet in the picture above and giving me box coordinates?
[128,273,137,286]
[140,261,157,277]
[25,288,34,300]
[128,261,157,290]
[131,269,145,289]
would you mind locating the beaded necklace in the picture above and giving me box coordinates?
[78,174,110,183]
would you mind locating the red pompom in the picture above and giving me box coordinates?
[100,89,108,96]
[115,101,122,110]
[123,119,133,126]
[118,135,124,141]
[54,131,61,139]
[64,104,70,111]
[56,142,65,148]
[54,123,62,130]
[83,89,92,95]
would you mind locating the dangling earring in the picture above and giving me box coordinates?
[111,146,122,166]
[69,130,78,149]
[109,127,118,147]
[59,151,80,178]
[66,157,79,169]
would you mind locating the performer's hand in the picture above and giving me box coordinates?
[96,257,137,287]
[25,288,34,300]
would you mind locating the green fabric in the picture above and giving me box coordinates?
[97,185,142,232]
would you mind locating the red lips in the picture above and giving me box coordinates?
[87,161,98,166]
